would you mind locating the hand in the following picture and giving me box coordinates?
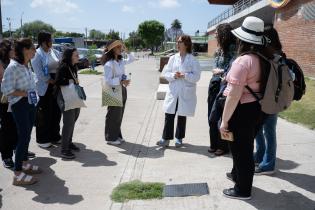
[213,68,224,75]
[179,73,185,78]
[121,80,130,87]
[47,79,55,85]
[174,71,181,79]
[219,121,230,138]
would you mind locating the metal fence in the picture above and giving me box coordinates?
[207,0,263,29]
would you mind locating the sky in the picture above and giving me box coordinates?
[2,0,229,38]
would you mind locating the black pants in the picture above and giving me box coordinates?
[105,86,127,142]
[228,101,264,196]
[61,108,80,152]
[36,84,62,144]
[162,100,187,140]
[209,121,229,151]
[0,103,18,160]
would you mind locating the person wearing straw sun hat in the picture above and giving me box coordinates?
[101,40,136,145]
[219,16,268,200]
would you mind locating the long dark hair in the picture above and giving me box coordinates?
[178,35,192,54]
[216,23,236,55]
[61,48,77,67]
[237,39,268,92]
[0,39,13,66]
[101,40,123,65]
[37,31,52,49]
[263,26,284,58]
[14,38,34,64]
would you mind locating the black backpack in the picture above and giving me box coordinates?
[285,58,306,101]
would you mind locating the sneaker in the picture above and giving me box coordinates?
[254,167,275,175]
[156,139,170,147]
[107,140,122,145]
[61,150,75,159]
[223,188,251,200]
[27,151,36,159]
[70,143,80,152]
[52,139,62,145]
[38,143,52,148]
[226,172,235,183]
[117,137,125,143]
[175,138,183,148]
[3,158,14,168]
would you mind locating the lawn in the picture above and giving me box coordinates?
[78,69,102,75]
[111,180,165,202]
[279,77,315,129]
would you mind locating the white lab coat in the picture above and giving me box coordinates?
[162,53,201,117]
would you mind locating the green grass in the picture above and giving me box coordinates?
[78,69,102,75]
[111,180,165,202]
[279,77,315,129]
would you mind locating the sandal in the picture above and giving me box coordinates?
[13,172,37,186]
[214,149,225,156]
[22,163,42,174]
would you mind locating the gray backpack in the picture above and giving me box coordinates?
[245,52,294,114]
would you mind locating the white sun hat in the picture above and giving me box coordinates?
[232,16,265,45]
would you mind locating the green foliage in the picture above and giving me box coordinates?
[79,69,102,75]
[125,31,143,50]
[106,29,120,40]
[279,78,315,129]
[111,180,164,202]
[18,20,56,39]
[87,44,97,62]
[54,31,84,38]
[138,20,165,53]
[89,29,106,40]
[171,19,182,30]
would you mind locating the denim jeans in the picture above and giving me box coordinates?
[254,114,278,171]
[11,98,36,171]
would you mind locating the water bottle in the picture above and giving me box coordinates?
[127,73,132,81]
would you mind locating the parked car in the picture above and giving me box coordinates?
[77,48,89,69]
[91,49,104,65]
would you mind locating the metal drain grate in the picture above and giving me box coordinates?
[163,183,209,197]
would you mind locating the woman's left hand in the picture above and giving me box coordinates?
[220,121,229,136]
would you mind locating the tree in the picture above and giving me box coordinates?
[89,29,106,40]
[17,20,56,39]
[54,31,84,38]
[106,29,120,40]
[138,20,165,54]
[170,19,183,41]
[125,31,143,50]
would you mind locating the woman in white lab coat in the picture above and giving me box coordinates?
[157,35,201,148]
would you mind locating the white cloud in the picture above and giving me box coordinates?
[30,0,81,14]
[122,5,135,13]
[159,0,180,8]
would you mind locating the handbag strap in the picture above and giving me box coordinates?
[111,61,117,79]
[68,67,79,84]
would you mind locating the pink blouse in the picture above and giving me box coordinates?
[223,54,261,104]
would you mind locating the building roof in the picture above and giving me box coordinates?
[207,0,238,5]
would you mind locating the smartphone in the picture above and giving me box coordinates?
[221,131,234,141]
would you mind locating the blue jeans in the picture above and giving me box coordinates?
[11,98,36,171]
[254,114,278,171]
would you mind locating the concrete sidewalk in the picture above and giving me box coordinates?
[0,57,314,210]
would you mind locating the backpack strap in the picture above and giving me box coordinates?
[245,85,262,101]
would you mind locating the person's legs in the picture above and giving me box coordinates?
[61,109,77,152]
[36,90,52,144]
[258,114,278,172]
[254,128,265,164]
[51,95,62,143]
[162,113,175,140]
[118,87,127,139]
[105,106,123,142]
[175,115,186,140]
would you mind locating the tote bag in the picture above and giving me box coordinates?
[60,83,86,111]
[101,63,123,107]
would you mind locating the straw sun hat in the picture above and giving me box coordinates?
[104,40,126,54]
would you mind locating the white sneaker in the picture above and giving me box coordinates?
[38,143,52,148]
[117,137,125,143]
[107,140,122,145]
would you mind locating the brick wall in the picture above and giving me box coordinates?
[207,32,218,57]
[274,0,315,77]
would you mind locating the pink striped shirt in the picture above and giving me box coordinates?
[223,54,261,104]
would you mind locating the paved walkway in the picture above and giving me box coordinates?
[0,57,314,210]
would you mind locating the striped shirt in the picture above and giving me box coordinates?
[1,59,37,106]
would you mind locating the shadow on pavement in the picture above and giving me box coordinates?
[0,188,2,208]
[26,157,83,204]
[248,187,315,210]
[276,158,300,170]
[275,171,315,194]
[44,143,117,167]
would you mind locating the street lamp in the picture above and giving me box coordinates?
[6,17,12,39]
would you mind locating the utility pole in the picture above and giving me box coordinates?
[85,27,88,48]
[20,12,24,38]
[6,17,11,39]
[0,0,3,40]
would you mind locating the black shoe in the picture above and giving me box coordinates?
[27,151,36,159]
[223,188,251,200]
[70,143,80,152]
[3,158,14,168]
[226,172,235,183]
[61,150,75,159]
